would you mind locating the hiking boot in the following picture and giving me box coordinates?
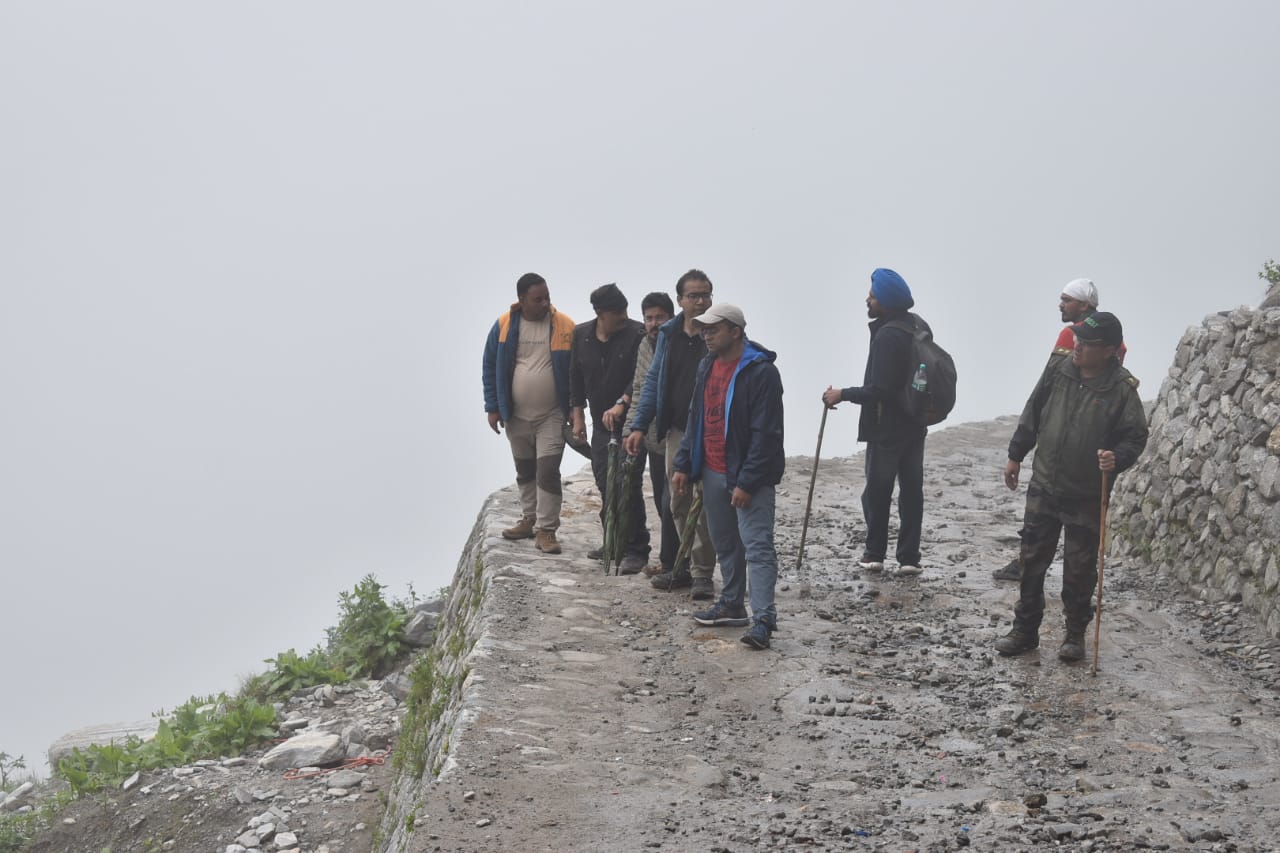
[642,562,664,577]
[619,554,646,575]
[651,569,692,590]
[534,530,561,554]
[692,601,750,627]
[1058,631,1086,662]
[992,558,1023,581]
[858,555,885,573]
[896,563,922,577]
[587,545,605,560]
[689,576,715,600]
[994,629,1039,656]
[740,620,772,650]
[502,517,536,540]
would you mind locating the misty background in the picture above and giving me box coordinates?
[2,2,1277,774]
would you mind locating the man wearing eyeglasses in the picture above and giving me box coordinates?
[994,312,1148,663]
[624,270,719,600]
[994,278,1127,582]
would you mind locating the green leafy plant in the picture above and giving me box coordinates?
[56,694,278,794]
[327,574,411,678]
[261,648,349,697]
[1260,258,1280,287]
[0,789,73,853]
[0,752,26,792]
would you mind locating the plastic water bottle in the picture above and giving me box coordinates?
[911,363,927,392]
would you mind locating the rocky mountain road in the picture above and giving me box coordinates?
[408,417,1280,852]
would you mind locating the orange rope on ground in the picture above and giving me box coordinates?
[282,749,391,780]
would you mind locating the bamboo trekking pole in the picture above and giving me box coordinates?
[603,431,620,575]
[795,405,830,573]
[1092,469,1110,676]
[670,485,704,591]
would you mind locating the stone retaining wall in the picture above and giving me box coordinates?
[376,497,493,851]
[1110,286,1280,637]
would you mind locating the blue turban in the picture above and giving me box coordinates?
[871,268,914,311]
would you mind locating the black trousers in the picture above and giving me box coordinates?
[590,425,651,557]
[1014,484,1099,634]
[861,431,925,566]
[649,450,679,571]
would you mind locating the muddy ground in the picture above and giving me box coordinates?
[20,416,1280,852]
[410,416,1280,852]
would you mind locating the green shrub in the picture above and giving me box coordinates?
[0,789,73,853]
[56,694,278,794]
[327,574,411,678]
[261,648,349,697]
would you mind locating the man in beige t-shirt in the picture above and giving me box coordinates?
[482,273,577,554]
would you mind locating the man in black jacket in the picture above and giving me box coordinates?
[570,283,650,573]
[671,304,785,649]
[822,268,927,577]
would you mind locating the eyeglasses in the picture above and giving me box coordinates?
[683,291,712,302]
[1074,338,1114,348]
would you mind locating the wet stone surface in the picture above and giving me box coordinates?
[407,416,1280,852]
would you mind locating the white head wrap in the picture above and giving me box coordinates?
[1061,278,1099,307]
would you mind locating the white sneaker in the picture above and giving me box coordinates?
[858,558,885,572]
[897,564,922,576]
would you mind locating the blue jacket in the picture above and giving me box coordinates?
[482,304,576,423]
[674,340,785,494]
[625,312,682,440]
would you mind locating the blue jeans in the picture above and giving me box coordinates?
[701,469,778,627]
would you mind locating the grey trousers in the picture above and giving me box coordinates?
[506,413,565,531]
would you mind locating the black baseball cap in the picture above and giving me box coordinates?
[1071,311,1123,347]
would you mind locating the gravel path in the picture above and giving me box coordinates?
[408,416,1280,853]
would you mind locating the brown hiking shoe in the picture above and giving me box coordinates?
[534,530,562,554]
[502,517,536,540]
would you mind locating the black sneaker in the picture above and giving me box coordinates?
[992,559,1022,581]
[994,629,1039,656]
[692,601,749,627]
[689,576,715,600]
[651,570,692,590]
[740,620,773,650]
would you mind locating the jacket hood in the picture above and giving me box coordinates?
[741,339,777,364]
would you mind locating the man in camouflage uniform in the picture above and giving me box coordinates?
[994,312,1149,662]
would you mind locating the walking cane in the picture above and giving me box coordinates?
[795,405,830,573]
[1091,469,1110,676]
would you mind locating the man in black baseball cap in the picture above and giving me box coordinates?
[995,311,1148,663]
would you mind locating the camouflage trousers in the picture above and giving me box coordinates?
[1013,484,1101,635]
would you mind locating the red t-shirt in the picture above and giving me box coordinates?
[702,358,736,474]
[1054,327,1127,363]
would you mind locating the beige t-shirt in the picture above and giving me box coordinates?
[512,316,560,421]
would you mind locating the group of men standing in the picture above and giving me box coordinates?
[483,269,785,648]
[482,269,1148,662]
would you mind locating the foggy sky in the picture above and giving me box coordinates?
[2,1,1277,773]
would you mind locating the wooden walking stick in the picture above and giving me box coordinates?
[795,405,830,573]
[1092,469,1110,676]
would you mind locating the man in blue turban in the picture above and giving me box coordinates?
[821,268,929,577]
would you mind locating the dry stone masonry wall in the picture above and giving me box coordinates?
[376,498,490,852]
[1110,283,1280,637]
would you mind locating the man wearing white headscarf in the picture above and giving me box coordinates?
[994,278,1125,582]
